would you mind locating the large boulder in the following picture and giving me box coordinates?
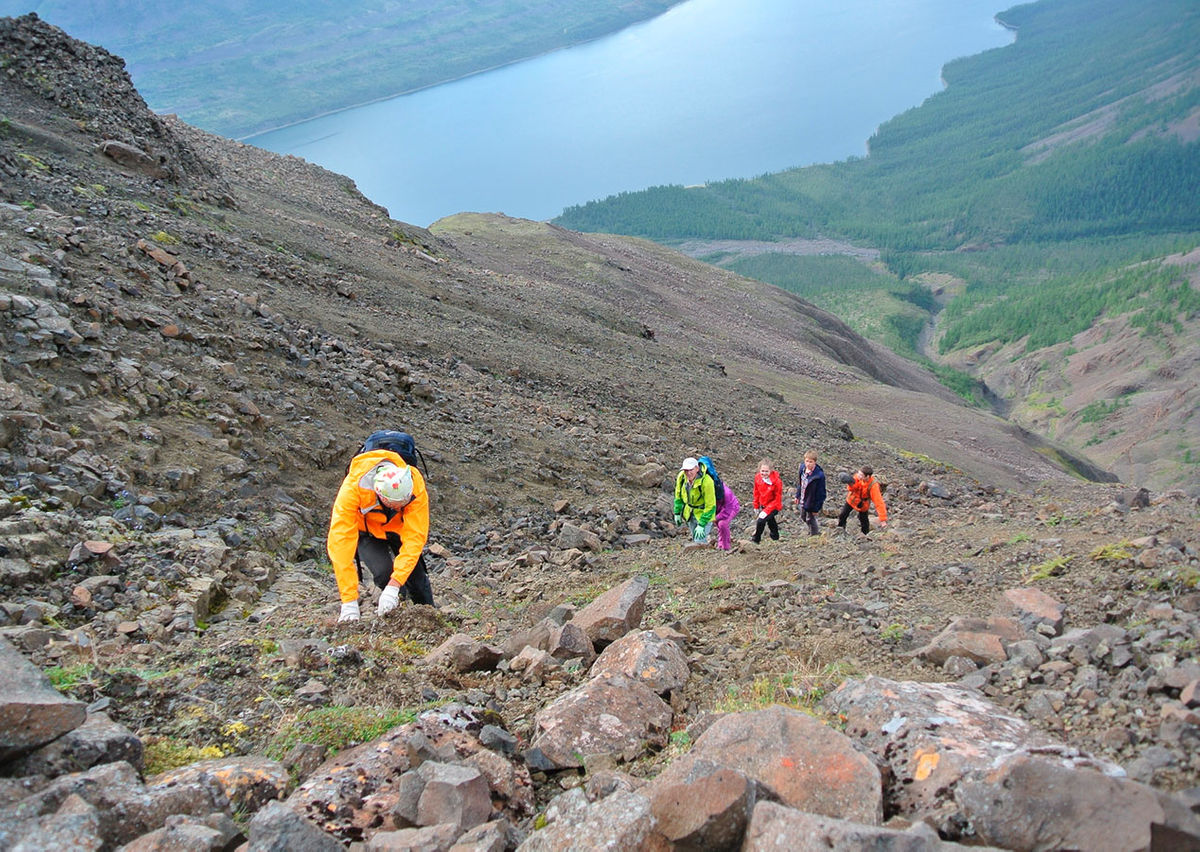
[822,675,1123,832]
[572,576,649,650]
[526,675,672,770]
[659,706,882,826]
[6,711,143,777]
[591,629,689,696]
[956,753,1200,851]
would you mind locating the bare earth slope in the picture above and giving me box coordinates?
[2,14,1199,849]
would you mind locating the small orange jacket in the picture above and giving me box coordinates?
[846,476,887,522]
[327,449,429,603]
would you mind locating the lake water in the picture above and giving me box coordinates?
[249,0,1012,228]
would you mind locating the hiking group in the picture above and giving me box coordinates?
[328,428,888,620]
[673,452,887,548]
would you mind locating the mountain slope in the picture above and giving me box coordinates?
[0,13,1106,537]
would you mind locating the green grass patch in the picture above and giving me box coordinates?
[1090,541,1133,562]
[714,661,857,714]
[1025,555,1071,583]
[143,738,226,776]
[45,663,95,690]
[266,705,416,760]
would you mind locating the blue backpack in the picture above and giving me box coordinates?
[697,455,725,510]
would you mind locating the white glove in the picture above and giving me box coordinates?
[377,584,400,616]
[758,510,767,520]
[338,601,360,622]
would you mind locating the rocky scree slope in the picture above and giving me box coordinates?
[2,13,1199,851]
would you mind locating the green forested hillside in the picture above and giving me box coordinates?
[0,0,677,137]
[556,0,1199,250]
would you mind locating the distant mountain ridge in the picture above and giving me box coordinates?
[0,0,679,137]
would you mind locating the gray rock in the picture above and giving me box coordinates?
[246,800,341,851]
[527,675,672,770]
[7,711,143,776]
[367,823,462,850]
[120,812,240,852]
[414,761,491,832]
[1005,639,1046,671]
[557,522,602,552]
[547,621,595,665]
[502,618,554,660]
[0,636,87,761]
[646,759,754,851]
[572,575,649,650]
[516,790,655,851]
[449,818,510,852]
[742,801,947,851]
[956,754,1200,851]
[425,633,503,673]
[11,792,103,852]
[591,629,689,696]
[0,760,227,849]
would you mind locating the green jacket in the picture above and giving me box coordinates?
[674,467,716,526]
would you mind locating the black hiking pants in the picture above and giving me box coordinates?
[838,502,871,534]
[356,532,435,606]
[752,510,779,542]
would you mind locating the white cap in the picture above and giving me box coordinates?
[681,457,699,471]
[373,463,413,503]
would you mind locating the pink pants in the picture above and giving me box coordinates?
[714,487,740,550]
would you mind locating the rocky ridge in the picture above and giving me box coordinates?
[2,13,1199,851]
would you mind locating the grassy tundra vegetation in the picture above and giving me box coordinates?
[0,0,677,137]
[555,0,1200,381]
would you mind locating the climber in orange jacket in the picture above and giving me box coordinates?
[837,465,888,535]
[327,448,432,621]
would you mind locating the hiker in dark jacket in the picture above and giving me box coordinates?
[793,450,827,536]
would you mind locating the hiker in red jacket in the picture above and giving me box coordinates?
[837,465,888,535]
[751,458,783,543]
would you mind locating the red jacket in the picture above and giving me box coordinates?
[753,470,783,513]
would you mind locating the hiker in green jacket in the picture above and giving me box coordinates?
[673,457,717,544]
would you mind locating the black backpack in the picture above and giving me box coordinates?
[352,430,428,478]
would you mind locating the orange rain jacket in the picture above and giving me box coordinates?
[327,449,429,603]
[845,475,887,523]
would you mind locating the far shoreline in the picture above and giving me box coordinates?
[234,2,688,144]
